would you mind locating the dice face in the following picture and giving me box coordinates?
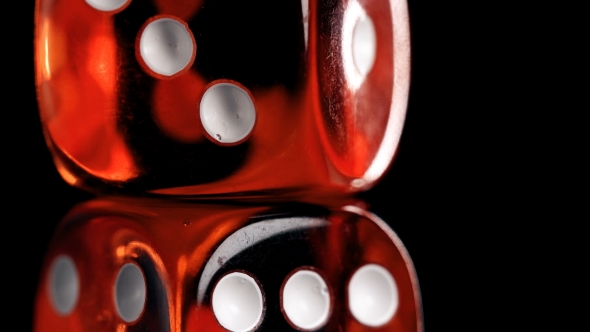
[35,0,410,195]
[35,198,421,331]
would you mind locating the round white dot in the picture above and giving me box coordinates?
[282,270,330,330]
[139,18,195,76]
[115,263,146,323]
[85,0,128,12]
[348,264,398,327]
[48,255,80,315]
[212,272,264,332]
[352,15,377,76]
[200,83,256,144]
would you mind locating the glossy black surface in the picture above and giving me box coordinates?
[9,1,493,330]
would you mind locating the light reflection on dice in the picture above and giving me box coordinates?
[35,0,410,196]
[34,198,421,331]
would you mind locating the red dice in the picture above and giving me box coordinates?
[34,1,419,331]
[35,198,421,332]
[35,0,410,196]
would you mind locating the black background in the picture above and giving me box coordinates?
[8,1,495,330]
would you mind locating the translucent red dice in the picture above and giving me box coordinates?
[35,0,410,196]
[35,198,421,331]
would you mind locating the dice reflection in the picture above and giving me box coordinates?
[35,198,421,331]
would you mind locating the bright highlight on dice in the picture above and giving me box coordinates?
[139,17,195,77]
[352,15,377,76]
[212,272,264,332]
[342,0,378,90]
[282,269,331,330]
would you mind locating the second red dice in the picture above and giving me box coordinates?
[35,198,421,331]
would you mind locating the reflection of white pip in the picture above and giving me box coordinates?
[342,0,377,91]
